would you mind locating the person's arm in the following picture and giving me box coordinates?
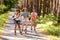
[35,12,38,18]
[29,15,31,20]
[29,12,32,20]
[12,14,15,20]
[12,13,17,20]
[20,13,23,21]
[27,12,29,17]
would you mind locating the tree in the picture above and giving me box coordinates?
[4,0,18,9]
[0,0,4,5]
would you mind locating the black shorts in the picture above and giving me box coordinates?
[14,20,21,24]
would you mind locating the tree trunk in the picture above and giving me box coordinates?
[0,0,4,5]
[58,0,60,23]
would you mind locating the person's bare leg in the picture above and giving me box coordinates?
[34,26,36,32]
[22,21,24,31]
[31,22,33,33]
[34,22,36,33]
[14,24,17,35]
[25,19,28,34]
[26,21,28,29]
[18,24,22,35]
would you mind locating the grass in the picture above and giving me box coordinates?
[49,35,60,40]
[0,11,10,37]
[36,14,60,40]
[36,24,60,40]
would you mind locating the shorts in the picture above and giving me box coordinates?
[14,20,21,24]
[30,20,36,27]
[22,17,29,24]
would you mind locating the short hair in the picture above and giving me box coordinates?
[16,9,20,13]
[23,7,27,11]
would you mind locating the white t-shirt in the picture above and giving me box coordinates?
[31,12,37,18]
[13,14,22,21]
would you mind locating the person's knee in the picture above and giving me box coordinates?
[18,24,20,26]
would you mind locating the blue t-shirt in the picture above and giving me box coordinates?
[22,12,28,18]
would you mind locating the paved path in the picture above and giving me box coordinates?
[1,12,50,40]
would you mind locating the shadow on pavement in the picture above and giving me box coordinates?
[22,33,47,40]
[2,37,8,40]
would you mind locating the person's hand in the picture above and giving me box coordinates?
[29,17,31,20]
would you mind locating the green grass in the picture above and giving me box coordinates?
[0,11,10,30]
[36,13,60,36]
[36,23,60,40]
[36,14,60,40]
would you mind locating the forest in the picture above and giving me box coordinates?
[0,0,60,40]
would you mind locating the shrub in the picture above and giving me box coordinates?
[36,13,57,25]
[0,11,10,30]
[37,24,60,36]
[0,5,7,14]
[36,13,59,36]
[46,26,60,36]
